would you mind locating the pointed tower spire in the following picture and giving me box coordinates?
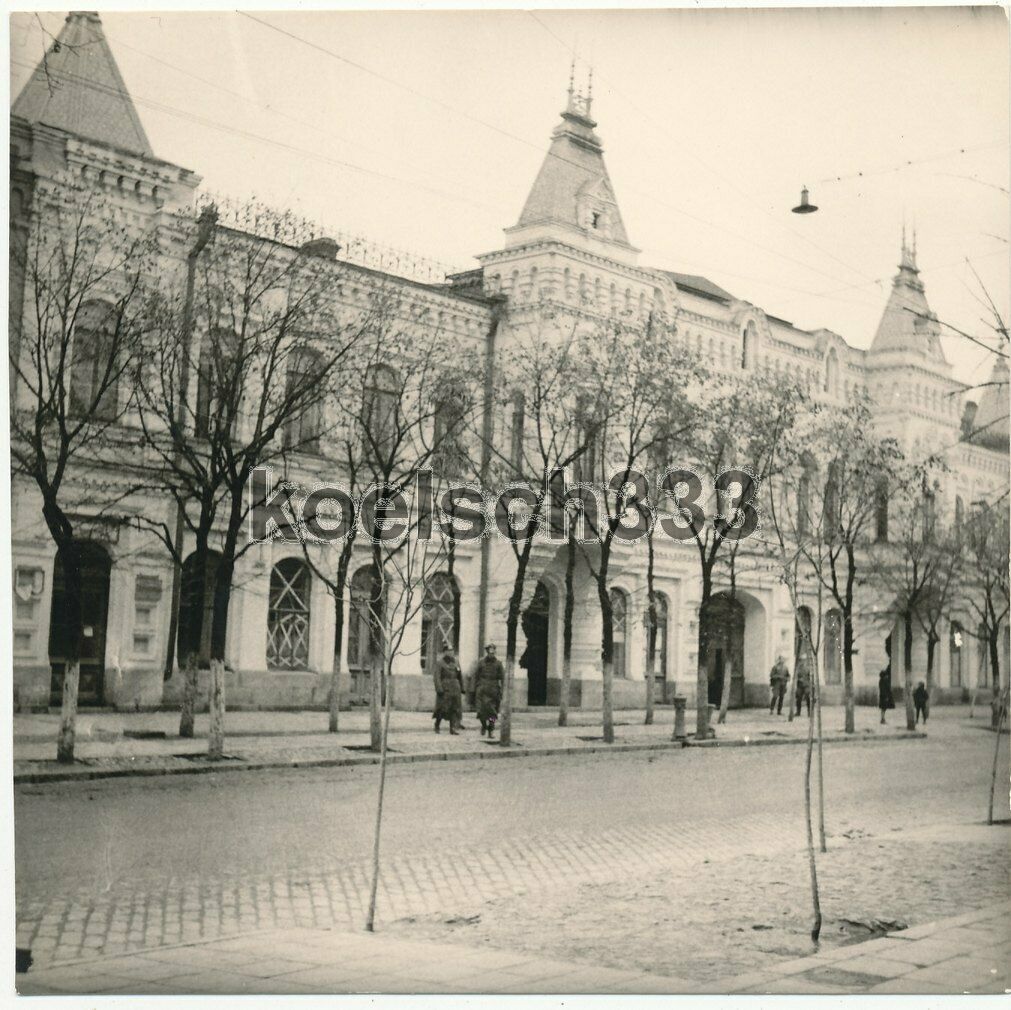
[506,69,634,254]
[12,12,154,157]
[870,230,946,364]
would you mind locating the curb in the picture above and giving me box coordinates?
[13,729,926,786]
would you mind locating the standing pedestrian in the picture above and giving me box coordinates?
[878,666,895,724]
[433,647,464,734]
[769,655,789,715]
[473,643,505,738]
[795,661,811,717]
[913,681,929,725]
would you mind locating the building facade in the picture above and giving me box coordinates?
[10,13,1009,716]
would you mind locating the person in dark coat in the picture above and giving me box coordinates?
[769,655,789,715]
[794,662,811,717]
[913,681,929,725]
[473,643,505,737]
[878,667,895,724]
[433,648,464,734]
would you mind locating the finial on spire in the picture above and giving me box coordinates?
[565,59,594,120]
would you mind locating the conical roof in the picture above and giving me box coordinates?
[971,355,1010,451]
[12,12,153,158]
[512,87,631,248]
[870,236,947,365]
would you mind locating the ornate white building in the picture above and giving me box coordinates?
[10,13,1009,715]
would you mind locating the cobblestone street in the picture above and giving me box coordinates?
[16,706,1009,984]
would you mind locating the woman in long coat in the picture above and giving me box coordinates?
[433,648,464,734]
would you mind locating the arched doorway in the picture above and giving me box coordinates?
[48,542,112,706]
[522,581,550,705]
[701,592,745,708]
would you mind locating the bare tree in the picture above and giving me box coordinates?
[964,496,1010,692]
[10,176,157,762]
[663,371,802,741]
[133,202,364,756]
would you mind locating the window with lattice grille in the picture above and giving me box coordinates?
[267,558,311,670]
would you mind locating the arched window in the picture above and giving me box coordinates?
[177,550,222,668]
[421,572,458,672]
[825,610,842,684]
[363,364,400,458]
[283,346,324,453]
[433,378,469,474]
[266,558,311,670]
[610,588,629,678]
[195,328,239,439]
[70,300,119,420]
[825,348,839,396]
[949,621,964,687]
[645,592,669,685]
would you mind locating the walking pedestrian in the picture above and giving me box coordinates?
[913,681,929,725]
[473,643,505,738]
[433,647,464,734]
[769,655,789,715]
[794,662,811,717]
[878,666,895,724]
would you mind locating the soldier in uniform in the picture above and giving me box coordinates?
[433,647,464,734]
[473,643,505,737]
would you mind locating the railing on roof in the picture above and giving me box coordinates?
[195,190,467,286]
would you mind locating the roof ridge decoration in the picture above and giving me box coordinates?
[12,11,154,158]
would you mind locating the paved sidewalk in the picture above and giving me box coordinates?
[18,900,1010,995]
[14,702,944,784]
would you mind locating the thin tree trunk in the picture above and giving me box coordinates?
[500,655,515,746]
[369,650,383,752]
[842,615,855,733]
[988,699,1006,826]
[602,657,615,744]
[717,658,732,724]
[559,534,575,728]
[804,672,822,942]
[695,605,710,739]
[179,652,199,738]
[56,660,80,764]
[925,632,937,694]
[903,610,916,731]
[814,652,826,852]
[786,664,798,723]
[645,535,656,726]
[207,658,226,758]
[329,591,345,734]
[366,653,396,932]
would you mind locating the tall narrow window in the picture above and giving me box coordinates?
[824,461,840,540]
[797,468,813,537]
[509,391,526,471]
[610,588,628,678]
[741,320,757,370]
[646,592,669,684]
[875,479,889,542]
[363,364,400,459]
[421,572,458,672]
[433,379,468,475]
[70,300,119,420]
[824,348,840,396]
[283,346,324,453]
[266,558,311,670]
[194,329,239,439]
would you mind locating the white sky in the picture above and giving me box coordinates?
[10,7,1010,388]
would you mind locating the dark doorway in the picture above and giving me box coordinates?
[701,592,745,708]
[522,581,550,706]
[48,542,112,707]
